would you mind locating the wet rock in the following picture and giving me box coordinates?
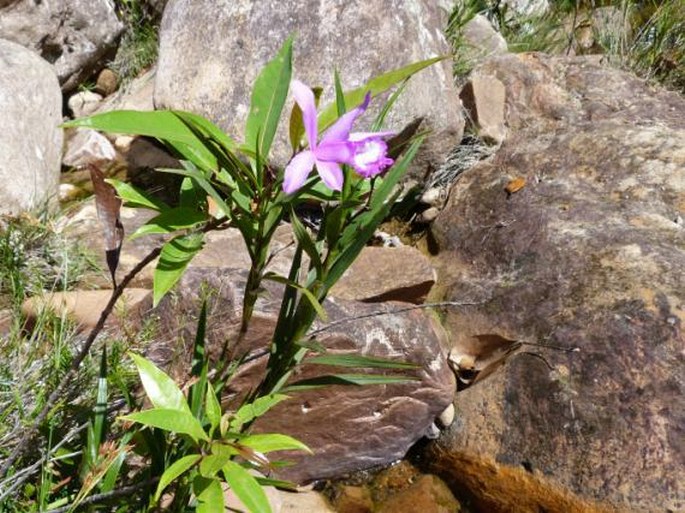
[0,0,124,91]
[155,0,463,179]
[0,39,62,215]
[334,485,374,513]
[431,54,685,512]
[375,474,460,513]
[152,266,455,483]
[426,450,619,513]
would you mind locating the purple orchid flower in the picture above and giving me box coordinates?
[283,80,395,194]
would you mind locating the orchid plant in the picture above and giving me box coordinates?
[63,38,439,512]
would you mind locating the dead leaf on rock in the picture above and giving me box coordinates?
[505,177,526,195]
[449,334,560,390]
[89,163,124,287]
[449,334,522,390]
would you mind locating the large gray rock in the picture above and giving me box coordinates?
[0,39,62,215]
[431,54,685,512]
[151,266,455,483]
[154,0,464,180]
[0,0,124,91]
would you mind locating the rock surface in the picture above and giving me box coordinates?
[154,0,463,179]
[459,14,508,66]
[330,245,436,304]
[459,73,507,144]
[431,53,685,512]
[62,129,117,168]
[151,266,455,483]
[0,39,62,215]
[0,0,124,91]
[22,289,151,331]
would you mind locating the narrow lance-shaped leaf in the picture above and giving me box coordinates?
[284,373,418,392]
[317,57,445,132]
[90,163,123,287]
[244,37,293,162]
[108,179,168,211]
[306,353,420,370]
[130,207,207,239]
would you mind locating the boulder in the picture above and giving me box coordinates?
[0,0,124,91]
[62,129,117,168]
[459,73,507,144]
[151,266,455,483]
[154,0,464,180]
[431,54,685,512]
[459,14,508,66]
[0,39,62,215]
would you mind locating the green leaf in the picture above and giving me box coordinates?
[263,273,327,322]
[189,299,209,419]
[306,354,420,370]
[205,381,221,433]
[333,69,346,117]
[240,434,311,454]
[222,460,271,513]
[108,179,168,211]
[199,453,232,478]
[289,210,323,276]
[130,207,207,239]
[154,454,201,502]
[121,409,209,442]
[193,476,225,513]
[244,37,293,161]
[129,353,189,413]
[153,232,204,306]
[284,374,418,392]
[317,57,444,132]
[62,110,221,170]
[173,110,238,152]
[325,136,423,290]
[159,163,235,221]
[230,394,289,431]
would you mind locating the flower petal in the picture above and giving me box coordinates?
[291,80,319,150]
[283,150,315,194]
[315,140,354,163]
[349,130,395,142]
[320,92,372,145]
[315,160,344,191]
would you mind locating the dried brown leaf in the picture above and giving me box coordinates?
[89,163,124,286]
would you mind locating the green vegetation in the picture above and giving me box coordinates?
[446,0,685,92]
[111,0,160,84]
[0,42,431,511]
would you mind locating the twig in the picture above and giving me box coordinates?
[44,477,158,513]
[0,421,89,501]
[306,299,487,338]
[0,218,229,478]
